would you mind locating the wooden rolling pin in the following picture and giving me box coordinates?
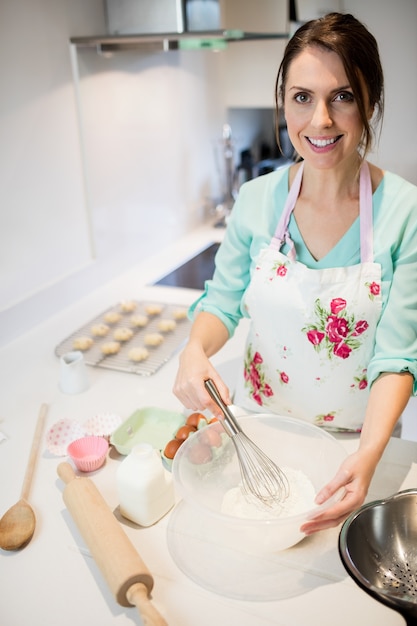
[57,462,168,626]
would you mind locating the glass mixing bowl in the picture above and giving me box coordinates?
[171,413,347,554]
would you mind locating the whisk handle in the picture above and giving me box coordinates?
[204,379,242,437]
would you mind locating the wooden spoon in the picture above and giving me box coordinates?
[0,404,48,551]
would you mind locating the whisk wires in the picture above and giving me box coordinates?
[233,433,290,507]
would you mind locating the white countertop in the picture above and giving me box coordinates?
[0,224,413,626]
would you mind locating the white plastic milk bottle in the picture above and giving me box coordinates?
[117,443,175,527]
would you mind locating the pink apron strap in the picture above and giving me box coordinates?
[271,160,374,264]
[359,160,373,263]
[270,162,304,259]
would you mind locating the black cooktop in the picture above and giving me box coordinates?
[153,243,220,290]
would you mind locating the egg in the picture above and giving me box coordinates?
[164,439,182,459]
[175,424,197,441]
[188,442,213,465]
[186,412,207,429]
[201,426,223,448]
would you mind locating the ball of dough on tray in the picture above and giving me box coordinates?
[91,323,110,337]
[128,346,150,362]
[144,332,164,346]
[130,314,149,328]
[73,336,94,351]
[120,300,136,313]
[144,303,163,316]
[157,318,177,332]
[101,341,120,355]
[114,327,133,342]
[103,311,122,324]
[172,307,188,320]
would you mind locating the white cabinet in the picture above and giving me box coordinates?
[220,0,288,33]
[219,0,288,108]
[221,39,288,108]
[105,0,184,34]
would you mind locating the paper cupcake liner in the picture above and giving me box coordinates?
[67,435,109,472]
[83,413,122,439]
[46,418,86,456]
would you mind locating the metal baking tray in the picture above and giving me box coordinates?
[55,300,191,376]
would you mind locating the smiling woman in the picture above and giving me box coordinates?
[173,12,417,538]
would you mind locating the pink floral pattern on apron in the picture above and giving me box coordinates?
[243,346,274,405]
[302,297,369,361]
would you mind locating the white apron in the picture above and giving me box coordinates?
[234,161,382,432]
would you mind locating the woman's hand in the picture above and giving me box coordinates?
[172,312,232,417]
[300,448,377,534]
[301,373,412,534]
[173,342,231,417]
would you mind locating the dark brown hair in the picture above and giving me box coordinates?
[275,12,384,157]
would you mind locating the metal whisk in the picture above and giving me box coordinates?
[204,379,289,507]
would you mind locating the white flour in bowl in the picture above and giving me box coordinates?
[221,467,316,520]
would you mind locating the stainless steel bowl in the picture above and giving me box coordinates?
[339,489,417,625]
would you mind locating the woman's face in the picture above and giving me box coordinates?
[284,45,370,170]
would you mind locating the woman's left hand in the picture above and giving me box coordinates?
[301,374,412,535]
[300,449,377,534]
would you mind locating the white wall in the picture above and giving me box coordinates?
[343,0,417,183]
[1,0,416,346]
[0,1,103,343]
[0,2,104,316]
[74,45,224,268]
[0,0,225,346]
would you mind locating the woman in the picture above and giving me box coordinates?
[173,13,417,534]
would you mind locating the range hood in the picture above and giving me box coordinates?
[70,0,290,52]
[70,30,289,53]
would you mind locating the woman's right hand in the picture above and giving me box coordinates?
[173,341,231,418]
[173,311,232,417]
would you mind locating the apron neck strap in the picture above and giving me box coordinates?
[271,163,304,258]
[359,160,374,263]
[272,160,374,263]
